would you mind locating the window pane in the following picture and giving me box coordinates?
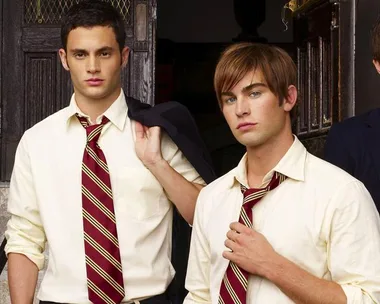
[24,0,132,25]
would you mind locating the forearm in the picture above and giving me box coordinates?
[8,253,39,304]
[146,159,203,224]
[264,253,346,304]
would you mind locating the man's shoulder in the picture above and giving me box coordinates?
[24,107,69,138]
[331,108,380,133]
[199,168,236,198]
[306,152,361,187]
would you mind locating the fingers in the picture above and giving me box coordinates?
[224,239,238,251]
[135,121,145,139]
[222,250,233,260]
[230,222,251,234]
[149,126,161,138]
[135,122,160,140]
[226,229,240,242]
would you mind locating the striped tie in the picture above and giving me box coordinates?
[78,116,125,304]
[218,172,287,304]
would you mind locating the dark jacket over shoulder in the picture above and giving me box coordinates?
[324,109,380,212]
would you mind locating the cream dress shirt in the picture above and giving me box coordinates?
[185,137,380,304]
[5,90,205,303]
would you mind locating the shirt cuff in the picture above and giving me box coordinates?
[5,245,45,270]
[5,222,46,270]
[341,284,376,304]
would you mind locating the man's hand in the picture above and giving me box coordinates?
[223,222,278,278]
[135,121,164,168]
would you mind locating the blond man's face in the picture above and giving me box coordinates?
[221,70,295,149]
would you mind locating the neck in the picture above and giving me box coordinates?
[245,127,294,188]
[75,88,121,123]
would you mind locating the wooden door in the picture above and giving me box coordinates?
[292,0,354,156]
[0,0,156,181]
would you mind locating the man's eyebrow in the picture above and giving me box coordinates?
[69,46,114,53]
[221,91,235,97]
[241,83,267,93]
[69,48,88,53]
[221,82,267,96]
[96,46,114,52]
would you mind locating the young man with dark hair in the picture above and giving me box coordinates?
[5,1,208,303]
[184,43,380,303]
[324,16,380,212]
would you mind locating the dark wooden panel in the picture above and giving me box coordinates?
[293,0,336,157]
[291,0,354,157]
[22,27,61,51]
[301,135,326,158]
[0,0,3,165]
[296,38,333,136]
[321,38,332,127]
[1,0,24,180]
[25,53,57,129]
[297,46,308,134]
[121,62,131,97]
[130,51,152,103]
[337,0,355,119]
[130,0,156,104]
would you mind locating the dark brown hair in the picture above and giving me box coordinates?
[214,43,297,119]
[372,15,380,62]
[61,0,125,51]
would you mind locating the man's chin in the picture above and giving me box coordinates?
[79,88,108,100]
[237,137,266,148]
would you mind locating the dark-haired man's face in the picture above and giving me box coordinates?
[59,26,129,105]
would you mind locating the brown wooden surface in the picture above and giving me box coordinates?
[0,0,156,181]
[293,0,354,156]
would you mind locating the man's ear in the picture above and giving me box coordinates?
[58,49,70,71]
[283,85,297,113]
[373,60,380,74]
[121,47,130,67]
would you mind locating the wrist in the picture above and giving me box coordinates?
[144,157,167,170]
[260,252,285,281]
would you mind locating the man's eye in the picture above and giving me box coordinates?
[225,97,236,104]
[100,52,111,57]
[74,53,85,58]
[249,91,261,98]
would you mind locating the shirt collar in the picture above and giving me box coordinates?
[65,89,128,131]
[230,136,306,188]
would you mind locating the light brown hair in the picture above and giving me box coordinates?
[214,43,297,119]
[372,15,380,62]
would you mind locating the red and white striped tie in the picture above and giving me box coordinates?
[218,172,287,304]
[78,115,125,304]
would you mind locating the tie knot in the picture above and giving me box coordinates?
[240,172,287,209]
[77,115,110,144]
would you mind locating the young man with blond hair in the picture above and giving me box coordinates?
[184,43,380,304]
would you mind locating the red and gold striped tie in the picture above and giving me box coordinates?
[78,116,125,304]
[218,172,287,304]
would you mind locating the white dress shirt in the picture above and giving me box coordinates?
[5,90,205,303]
[185,137,380,304]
